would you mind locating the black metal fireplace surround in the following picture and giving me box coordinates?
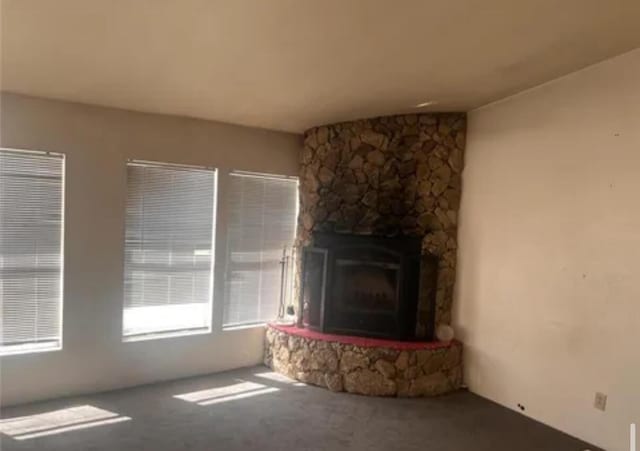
[299,232,437,341]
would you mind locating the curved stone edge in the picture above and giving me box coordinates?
[264,325,463,397]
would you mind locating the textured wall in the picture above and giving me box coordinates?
[455,49,640,451]
[299,113,466,328]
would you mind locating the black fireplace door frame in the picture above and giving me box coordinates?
[298,246,329,331]
[299,233,424,340]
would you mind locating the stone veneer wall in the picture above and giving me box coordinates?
[298,114,466,329]
[265,325,463,396]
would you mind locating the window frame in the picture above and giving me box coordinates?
[0,148,66,356]
[221,170,299,330]
[121,159,218,342]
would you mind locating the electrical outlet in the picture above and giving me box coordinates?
[594,392,607,411]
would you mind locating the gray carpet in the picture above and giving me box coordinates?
[0,365,599,451]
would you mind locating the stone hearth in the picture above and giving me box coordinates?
[265,324,463,397]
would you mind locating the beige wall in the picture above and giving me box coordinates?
[0,93,301,406]
[455,48,640,451]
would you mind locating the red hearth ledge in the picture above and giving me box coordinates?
[268,323,458,351]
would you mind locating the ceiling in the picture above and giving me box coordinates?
[2,0,640,133]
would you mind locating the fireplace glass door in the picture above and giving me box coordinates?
[299,233,425,340]
[327,246,403,337]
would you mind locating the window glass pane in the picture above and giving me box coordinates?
[0,149,64,354]
[224,172,298,327]
[123,162,216,338]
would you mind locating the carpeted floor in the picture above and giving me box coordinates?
[0,365,599,451]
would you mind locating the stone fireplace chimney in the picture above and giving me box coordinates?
[297,113,466,331]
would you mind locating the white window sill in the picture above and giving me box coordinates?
[0,342,62,357]
[123,327,211,343]
[222,323,267,332]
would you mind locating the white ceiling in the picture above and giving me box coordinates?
[2,0,640,133]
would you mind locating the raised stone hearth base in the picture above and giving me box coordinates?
[264,324,463,397]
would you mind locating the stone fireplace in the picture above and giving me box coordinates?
[298,113,466,330]
[264,112,467,397]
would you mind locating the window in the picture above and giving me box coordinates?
[0,149,64,355]
[122,161,216,339]
[223,171,298,327]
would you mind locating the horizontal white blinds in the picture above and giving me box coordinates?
[0,150,64,354]
[224,172,298,327]
[123,162,216,337]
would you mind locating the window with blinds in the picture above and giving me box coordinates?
[0,149,65,355]
[223,172,298,327]
[122,161,216,339]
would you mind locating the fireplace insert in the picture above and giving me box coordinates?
[299,232,436,340]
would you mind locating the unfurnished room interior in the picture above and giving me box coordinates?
[0,1,639,450]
